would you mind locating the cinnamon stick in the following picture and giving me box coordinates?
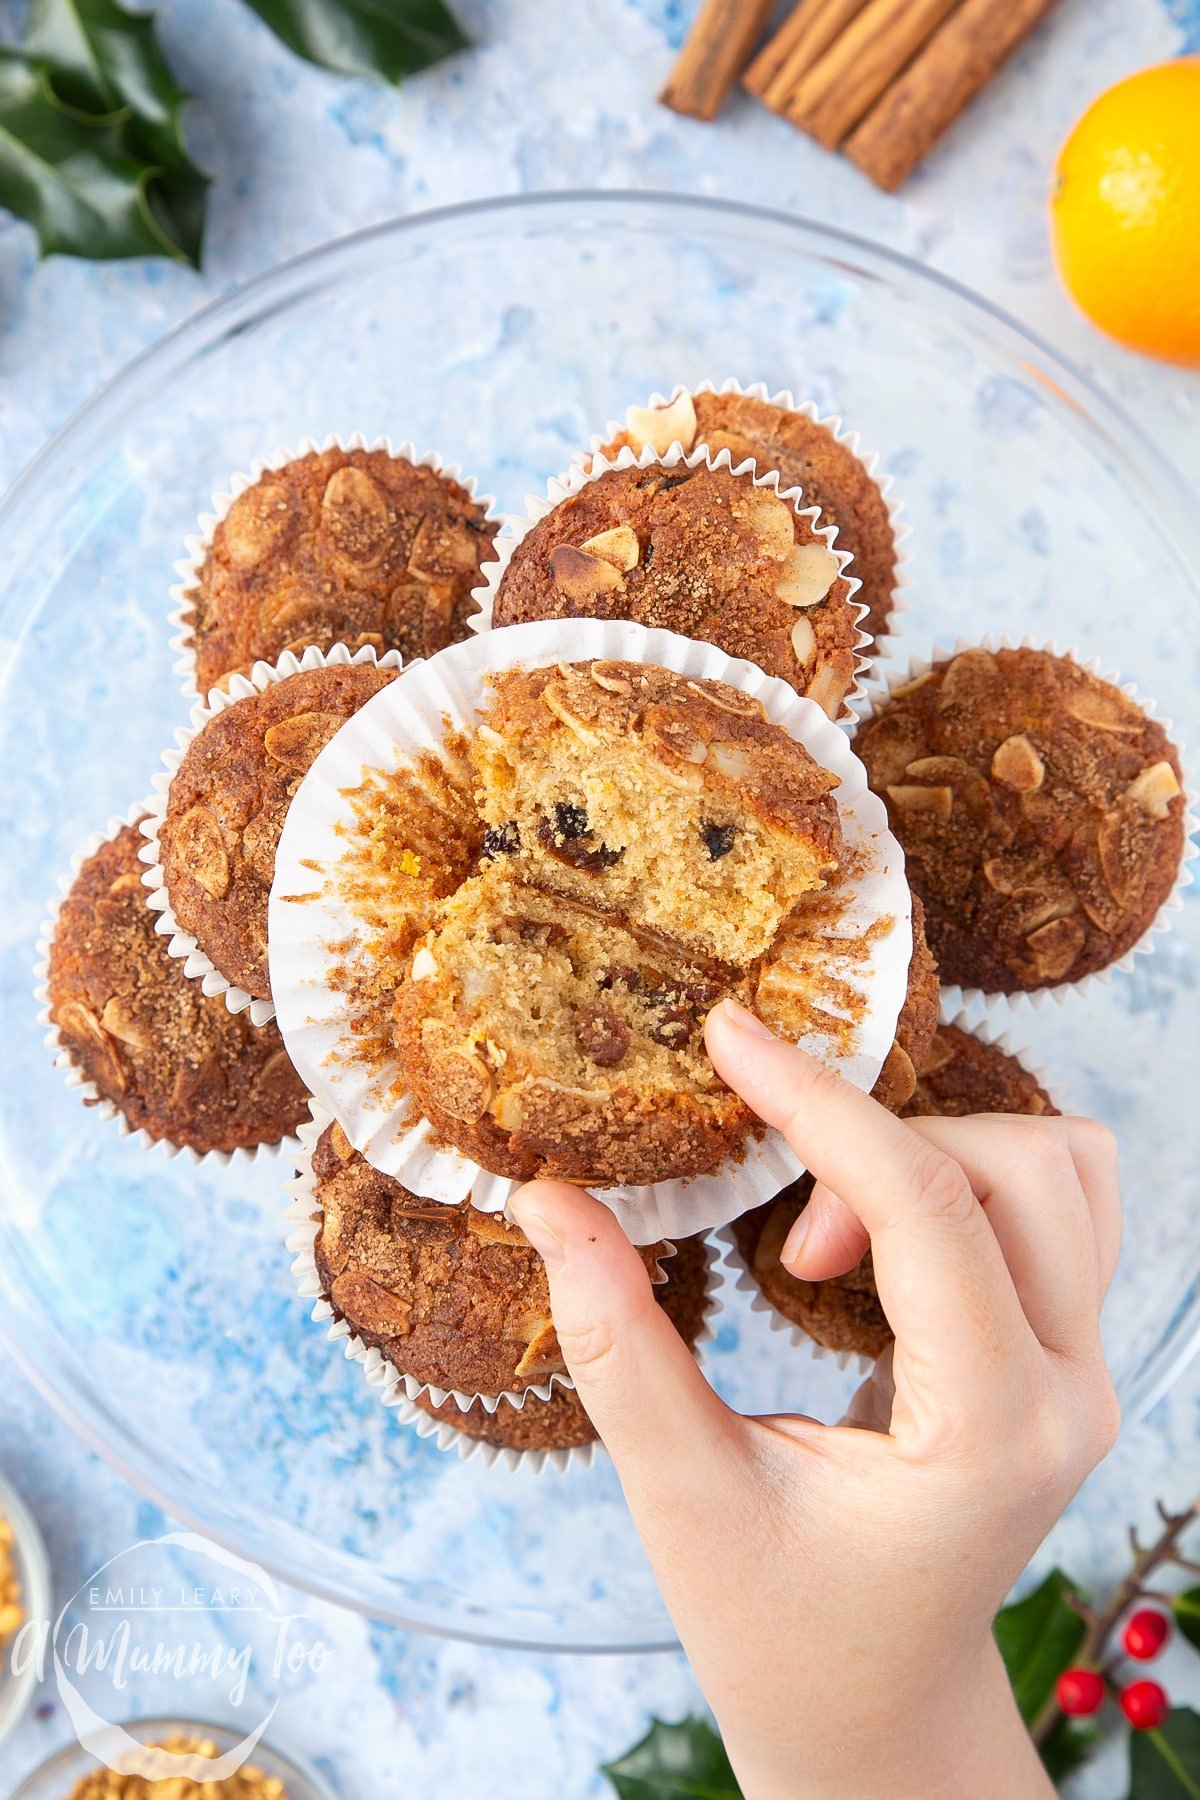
[784,0,963,149]
[659,0,778,120]
[845,0,1066,189]
[743,0,869,104]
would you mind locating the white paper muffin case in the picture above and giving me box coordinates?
[467,437,873,723]
[139,640,405,1029]
[34,800,302,1169]
[582,377,912,678]
[716,1005,1062,1375]
[853,634,1198,1015]
[283,1104,721,1474]
[267,616,913,1245]
[169,431,498,702]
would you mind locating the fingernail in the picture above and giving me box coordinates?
[508,1199,567,1272]
[780,1207,812,1273]
[716,998,777,1041]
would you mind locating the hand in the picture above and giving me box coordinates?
[508,999,1121,1800]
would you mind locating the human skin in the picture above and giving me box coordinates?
[509,999,1121,1800]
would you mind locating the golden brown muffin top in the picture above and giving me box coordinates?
[856,647,1186,992]
[189,447,496,697]
[869,890,940,1113]
[732,1179,891,1360]
[411,1234,712,1451]
[491,461,859,719]
[312,1120,667,1395]
[46,823,308,1154]
[159,661,396,1000]
[901,1022,1058,1119]
[605,389,899,648]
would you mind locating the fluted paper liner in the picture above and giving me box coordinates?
[467,437,872,722]
[718,1006,1064,1375]
[267,616,913,1244]
[854,634,1197,1014]
[34,801,301,1168]
[138,641,405,1028]
[168,431,497,702]
[584,376,912,681]
[283,1104,720,1474]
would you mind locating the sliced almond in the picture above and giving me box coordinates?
[905,754,975,783]
[775,542,841,609]
[711,742,752,780]
[466,1209,527,1248]
[1098,811,1135,906]
[734,485,796,561]
[938,649,1001,709]
[263,710,345,774]
[411,945,438,981]
[514,1316,562,1380]
[1126,760,1181,820]
[806,661,849,721]
[549,543,623,602]
[886,784,954,821]
[624,390,697,456]
[320,464,391,562]
[171,805,230,900]
[875,1041,916,1108]
[790,615,816,669]
[588,660,634,694]
[541,679,604,746]
[917,1031,956,1076]
[890,671,936,700]
[55,1000,126,1093]
[580,524,639,572]
[1025,915,1086,982]
[100,996,151,1051]
[1067,686,1141,735]
[687,680,763,719]
[428,1048,494,1123]
[490,1088,524,1132]
[990,734,1045,793]
[329,1120,354,1162]
[221,479,294,568]
[330,1271,412,1338]
[408,514,480,580]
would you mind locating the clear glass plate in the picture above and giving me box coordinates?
[1,193,1197,1654]
[9,1717,335,1799]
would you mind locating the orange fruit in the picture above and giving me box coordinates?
[1049,58,1200,366]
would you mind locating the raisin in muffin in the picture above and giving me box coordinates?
[46,822,307,1154]
[311,1119,667,1394]
[186,447,496,697]
[490,461,860,718]
[156,661,396,1000]
[605,387,899,646]
[393,868,754,1187]
[473,660,842,964]
[733,1025,1058,1356]
[856,647,1186,991]
[411,1233,712,1451]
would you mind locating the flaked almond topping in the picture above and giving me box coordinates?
[1126,760,1181,819]
[55,999,123,1081]
[806,661,848,720]
[685,679,764,719]
[221,480,293,568]
[711,742,752,780]
[886,784,954,820]
[735,485,796,561]
[1025,915,1086,981]
[411,945,438,981]
[329,1119,354,1161]
[938,649,1001,708]
[466,1208,527,1247]
[588,660,634,693]
[408,514,480,579]
[100,996,151,1051]
[790,615,817,668]
[321,466,391,559]
[330,1271,413,1338]
[1067,686,1141,734]
[428,1047,494,1124]
[890,670,936,699]
[918,1032,956,1076]
[489,1088,523,1132]
[172,804,230,900]
[1014,892,1080,935]
[580,524,639,571]
[775,542,841,609]
[549,543,623,601]
[878,1041,916,1107]
[514,1316,562,1379]
[990,734,1045,793]
[905,754,975,783]
[624,390,698,456]
[263,710,345,774]
[541,679,604,746]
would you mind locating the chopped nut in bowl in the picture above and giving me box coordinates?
[0,1469,51,1754]
[8,1719,335,1800]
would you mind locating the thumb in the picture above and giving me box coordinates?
[507,1179,732,1482]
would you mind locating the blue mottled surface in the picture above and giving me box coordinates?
[1,2,1199,1795]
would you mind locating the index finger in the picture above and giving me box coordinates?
[706,1000,1038,1404]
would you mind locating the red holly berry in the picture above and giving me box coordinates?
[1056,1667,1106,1716]
[1123,1608,1170,1661]
[1121,1679,1170,1730]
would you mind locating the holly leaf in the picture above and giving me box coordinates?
[22,0,191,162]
[1175,1589,1200,1654]
[994,1568,1089,1727]
[601,1716,742,1799]
[1129,1707,1200,1798]
[0,48,197,262]
[241,0,469,83]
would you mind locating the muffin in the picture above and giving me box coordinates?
[733,1024,1058,1356]
[490,459,860,718]
[473,659,842,964]
[155,660,397,1001]
[411,1233,713,1452]
[604,387,899,646]
[184,446,496,697]
[45,821,308,1154]
[310,1119,666,1395]
[855,647,1186,991]
[869,891,940,1113]
[392,867,754,1187]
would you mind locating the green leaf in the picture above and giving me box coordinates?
[1042,1717,1099,1784]
[23,0,191,161]
[241,0,469,83]
[601,1716,742,1800]
[1175,1589,1200,1654]
[0,48,196,261]
[994,1568,1089,1727]
[1129,1708,1200,1798]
